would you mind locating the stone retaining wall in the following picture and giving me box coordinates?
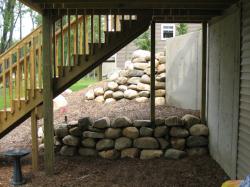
[53,114,209,160]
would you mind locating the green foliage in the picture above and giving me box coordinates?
[134,29,151,50]
[176,23,188,35]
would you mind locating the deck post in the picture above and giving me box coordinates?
[150,21,156,127]
[98,64,103,81]
[31,109,38,172]
[201,22,207,123]
[42,10,54,176]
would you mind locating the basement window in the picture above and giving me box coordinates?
[161,24,175,40]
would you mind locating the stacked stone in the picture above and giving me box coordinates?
[85,50,167,106]
[53,114,209,160]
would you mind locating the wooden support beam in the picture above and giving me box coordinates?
[42,10,54,176]
[150,21,156,128]
[98,64,102,81]
[201,22,207,123]
[31,109,38,172]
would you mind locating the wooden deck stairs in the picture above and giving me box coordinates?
[0,14,151,138]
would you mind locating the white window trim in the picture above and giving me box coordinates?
[161,24,176,40]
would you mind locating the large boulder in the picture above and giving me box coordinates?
[124,90,138,99]
[157,64,166,74]
[69,126,82,137]
[132,50,150,61]
[82,131,105,139]
[118,85,128,92]
[96,139,114,151]
[127,77,141,85]
[171,138,186,150]
[135,97,149,103]
[107,81,119,91]
[186,136,208,147]
[140,150,163,159]
[121,148,140,158]
[140,74,151,84]
[93,117,110,129]
[139,91,150,97]
[128,84,138,90]
[78,148,98,157]
[155,97,165,106]
[98,149,120,159]
[155,89,165,97]
[94,87,104,96]
[111,116,132,128]
[115,137,132,150]
[81,138,96,148]
[104,90,114,99]
[164,149,187,160]
[105,98,116,104]
[113,91,124,100]
[154,126,168,138]
[189,124,209,136]
[122,127,139,139]
[127,69,145,77]
[78,117,92,130]
[62,135,80,146]
[60,145,77,156]
[95,95,104,103]
[55,123,68,138]
[140,127,153,137]
[155,81,165,89]
[85,89,95,100]
[158,56,166,64]
[116,77,128,85]
[134,120,151,127]
[105,128,122,139]
[170,127,189,138]
[156,73,166,82]
[134,137,159,149]
[182,114,201,129]
[134,63,150,70]
[137,83,150,91]
[157,138,170,149]
[165,116,183,127]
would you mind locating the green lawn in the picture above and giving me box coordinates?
[70,78,97,92]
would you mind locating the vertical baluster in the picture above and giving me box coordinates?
[79,16,83,54]
[24,43,28,99]
[16,48,21,109]
[61,16,64,67]
[105,14,109,44]
[30,38,35,98]
[67,9,71,67]
[99,15,101,47]
[91,11,94,55]
[114,14,117,32]
[52,20,56,77]
[75,9,79,65]
[9,56,13,112]
[3,59,6,116]
[83,11,86,55]
[38,33,42,88]
[85,13,89,55]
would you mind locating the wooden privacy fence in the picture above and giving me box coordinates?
[0,13,136,115]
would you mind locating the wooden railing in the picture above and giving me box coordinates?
[0,12,136,114]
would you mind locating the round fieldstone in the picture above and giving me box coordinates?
[187,148,208,156]
[104,90,114,99]
[118,85,128,92]
[189,124,209,136]
[85,89,95,100]
[134,137,159,149]
[88,126,104,132]
[140,127,153,137]
[113,91,124,100]
[154,126,168,138]
[135,97,149,103]
[121,148,140,158]
[171,138,186,150]
[83,131,105,139]
[134,63,150,70]
[140,74,150,84]
[132,57,147,63]
[127,77,141,85]
[93,117,110,129]
[187,136,208,147]
[60,145,77,156]
[62,135,80,146]
[122,127,139,139]
[124,89,138,99]
[155,81,165,89]
[98,149,120,159]
[116,77,128,85]
[158,55,166,64]
[111,116,132,128]
[108,81,119,91]
[105,128,122,139]
[105,98,116,103]
[182,114,201,129]
[115,137,132,150]
[155,118,165,126]
[69,126,82,137]
[155,97,165,106]
[128,84,138,90]
[55,123,68,138]
[78,148,98,157]
[157,64,166,74]
[140,150,163,159]
[95,95,104,103]
[96,139,114,151]
[78,117,92,130]
[157,138,170,149]
[165,116,183,127]
[137,83,150,91]
[139,91,150,97]
[156,73,166,82]
[170,127,189,138]
[94,87,104,96]
[134,120,151,127]
[81,138,96,148]
[155,89,165,97]
[127,69,144,77]
[164,149,187,160]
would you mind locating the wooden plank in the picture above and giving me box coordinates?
[42,10,54,176]
[31,109,38,172]
[150,21,156,127]
[201,22,207,123]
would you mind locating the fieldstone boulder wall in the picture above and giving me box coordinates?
[54,114,209,160]
[84,50,167,106]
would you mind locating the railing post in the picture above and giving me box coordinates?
[42,9,54,176]
[31,108,38,172]
[150,21,156,128]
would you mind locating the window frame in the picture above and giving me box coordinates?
[160,24,176,40]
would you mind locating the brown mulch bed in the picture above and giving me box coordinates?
[0,155,229,187]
